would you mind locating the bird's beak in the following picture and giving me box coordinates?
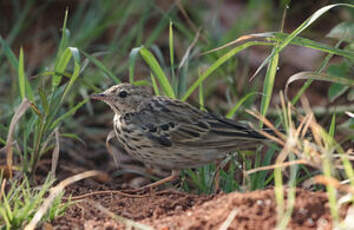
[90,93,107,101]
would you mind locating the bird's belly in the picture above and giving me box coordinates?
[114,128,228,169]
[129,145,227,170]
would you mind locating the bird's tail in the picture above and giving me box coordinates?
[208,112,277,140]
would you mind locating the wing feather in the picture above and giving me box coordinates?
[127,97,265,149]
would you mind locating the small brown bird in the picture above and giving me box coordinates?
[91,83,269,189]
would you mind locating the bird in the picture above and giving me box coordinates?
[91,83,270,190]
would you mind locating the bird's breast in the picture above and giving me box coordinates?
[113,114,156,162]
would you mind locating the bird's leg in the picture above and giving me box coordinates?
[213,167,220,193]
[127,170,180,193]
[212,161,222,193]
[212,154,235,193]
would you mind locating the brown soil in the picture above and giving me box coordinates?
[50,178,337,230]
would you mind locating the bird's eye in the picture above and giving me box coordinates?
[118,91,128,98]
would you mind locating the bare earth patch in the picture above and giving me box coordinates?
[51,179,336,230]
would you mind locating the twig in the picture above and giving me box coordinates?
[219,208,239,230]
[88,199,153,230]
[5,98,31,179]
[50,128,60,177]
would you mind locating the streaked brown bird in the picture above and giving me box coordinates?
[91,83,269,190]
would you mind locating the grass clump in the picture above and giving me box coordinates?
[0,175,69,230]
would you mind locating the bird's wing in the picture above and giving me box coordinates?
[128,97,208,147]
[129,97,265,148]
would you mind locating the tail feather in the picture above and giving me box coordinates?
[207,112,276,140]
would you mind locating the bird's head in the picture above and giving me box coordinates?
[91,83,152,114]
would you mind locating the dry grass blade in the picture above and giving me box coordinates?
[0,178,6,201]
[69,189,150,200]
[314,175,354,194]
[88,199,154,230]
[276,138,294,168]
[218,208,239,230]
[202,32,274,55]
[176,0,206,43]
[300,96,325,148]
[246,159,309,175]
[50,128,60,177]
[24,170,106,230]
[345,111,354,118]
[275,101,299,165]
[285,71,354,101]
[300,113,313,139]
[246,109,286,144]
[5,98,31,178]
[178,28,201,69]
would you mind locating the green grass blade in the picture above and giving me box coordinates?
[52,48,73,90]
[0,207,11,229]
[139,47,175,98]
[271,32,354,60]
[252,3,354,78]
[0,35,19,69]
[60,133,86,145]
[18,47,26,100]
[286,72,354,96]
[2,194,13,223]
[169,21,174,70]
[182,41,272,101]
[57,9,69,59]
[0,136,6,145]
[226,92,257,119]
[62,47,81,101]
[198,82,204,110]
[17,48,33,101]
[132,80,150,86]
[274,162,284,222]
[50,98,89,130]
[169,21,176,88]
[150,73,160,96]
[323,151,339,222]
[276,3,353,52]
[52,9,70,91]
[25,80,34,102]
[260,51,279,127]
[129,47,142,83]
[38,89,49,116]
[329,113,336,137]
[81,50,120,83]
